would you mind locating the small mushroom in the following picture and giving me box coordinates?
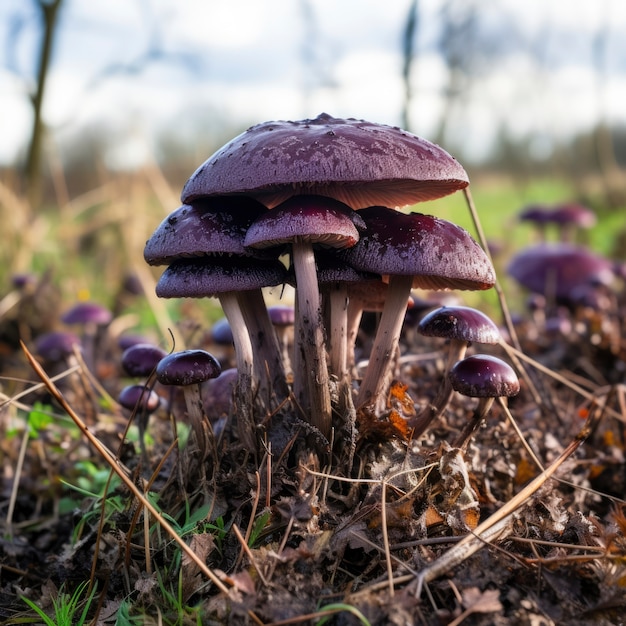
[448,354,520,450]
[550,202,596,243]
[267,304,295,375]
[155,349,222,458]
[507,243,614,307]
[61,301,113,373]
[118,383,162,457]
[409,306,501,438]
[121,343,168,378]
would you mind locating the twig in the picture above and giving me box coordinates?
[21,341,232,595]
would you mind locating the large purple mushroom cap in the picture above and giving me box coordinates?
[156,349,221,387]
[181,113,469,209]
[338,206,496,291]
[144,198,271,266]
[449,354,520,399]
[507,243,614,301]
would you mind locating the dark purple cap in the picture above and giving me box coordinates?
[34,331,81,361]
[118,384,161,413]
[181,113,469,209]
[61,302,113,326]
[155,256,288,298]
[244,195,364,251]
[338,206,496,291]
[156,349,221,386]
[418,305,501,344]
[267,304,295,326]
[121,343,168,377]
[203,367,238,418]
[211,317,234,345]
[449,354,520,398]
[144,198,271,266]
[550,203,596,229]
[507,243,614,300]
[518,204,552,225]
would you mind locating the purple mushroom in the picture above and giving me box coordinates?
[448,354,520,450]
[409,306,501,438]
[338,207,496,410]
[181,113,469,210]
[244,194,365,438]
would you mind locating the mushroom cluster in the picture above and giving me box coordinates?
[144,113,498,451]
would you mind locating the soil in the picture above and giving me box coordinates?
[1,277,625,625]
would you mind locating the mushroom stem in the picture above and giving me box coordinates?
[452,397,495,450]
[346,297,363,376]
[182,384,216,463]
[218,292,257,449]
[327,281,349,383]
[291,240,332,439]
[409,339,469,438]
[239,289,290,404]
[356,274,413,408]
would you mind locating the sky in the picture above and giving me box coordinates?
[2,0,626,168]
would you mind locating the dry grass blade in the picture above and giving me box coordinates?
[354,397,604,599]
[20,340,233,596]
[408,397,604,596]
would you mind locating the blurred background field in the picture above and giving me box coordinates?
[1,0,625,338]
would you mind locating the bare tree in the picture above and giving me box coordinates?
[24,0,64,208]
[400,0,419,131]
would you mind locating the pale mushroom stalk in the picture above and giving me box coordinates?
[219,292,257,449]
[238,288,289,402]
[326,281,349,383]
[291,240,332,438]
[356,274,413,408]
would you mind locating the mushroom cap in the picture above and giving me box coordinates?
[211,317,234,344]
[156,349,222,386]
[35,331,81,361]
[507,243,614,300]
[155,256,288,298]
[61,302,113,326]
[338,206,496,291]
[144,197,271,266]
[267,304,295,326]
[244,195,365,250]
[118,384,161,413]
[418,305,501,344]
[181,113,469,209]
[121,343,168,377]
[550,202,596,229]
[448,354,520,398]
[518,204,552,225]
